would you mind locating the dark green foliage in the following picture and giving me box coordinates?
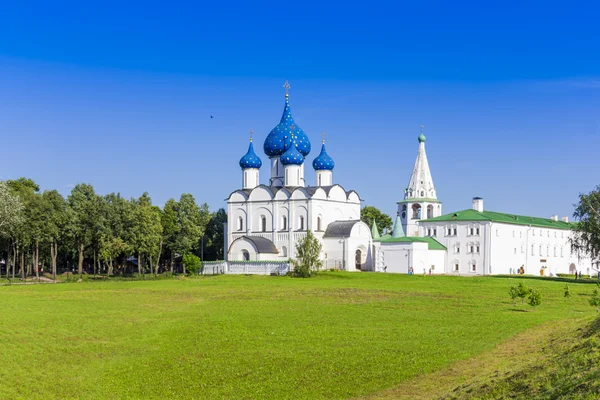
[182,253,202,275]
[589,289,600,312]
[517,282,529,304]
[291,231,322,278]
[508,285,519,305]
[527,288,542,309]
[564,284,572,298]
[570,185,600,274]
[360,206,393,234]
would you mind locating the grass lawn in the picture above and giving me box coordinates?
[0,273,597,399]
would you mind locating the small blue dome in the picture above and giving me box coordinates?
[280,137,304,166]
[264,94,311,157]
[312,143,335,171]
[239,141,262,169]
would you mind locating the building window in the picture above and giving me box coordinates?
[476,245,480,253]
[531,245,534,255]
[242,250,250,261]
[282,216,287,230]
[454,262,459,272]
[454,243,460,254]
[282,246,288,257]
[299,216,305,230]
[412,204,422,219]
[433,228,437,236]
[469,227,474,235]
[476,227,480,235]
[514,248,517,254]
[453,228,457,236]
[469,244,474,253]
[237,217,243,231]
[317,216,322,231]
[261,215,267,232]
[470,261,476,272]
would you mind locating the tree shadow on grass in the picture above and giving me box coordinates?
[508,308,529,312]
[488,275,600,285]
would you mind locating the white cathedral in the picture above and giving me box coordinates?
[225,82,373,270]
[223,82,595,277]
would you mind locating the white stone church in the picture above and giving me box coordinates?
[224,82,373,270]
[221,82,594,277]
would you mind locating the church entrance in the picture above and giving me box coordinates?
[569,263,576,274]
[355,249,362,270]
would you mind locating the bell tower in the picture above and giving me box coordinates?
[398,126,442,236]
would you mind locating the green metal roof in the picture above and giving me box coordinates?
[391,215,405,238]
[420,208,574,230]
[375,236,447,250]
[397,198,441,204]
[371,220,380,239]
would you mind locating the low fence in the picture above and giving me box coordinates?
[202,261,290,276]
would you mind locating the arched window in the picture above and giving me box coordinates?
[237,217,243,231]
[244,171,248,185]
[282,216,287,230]
[261,215,266,232]
[242,250,250,261]
[299,216,305,230]
[412,204,421,219]
[318,174,322,186]
[355,249,362,270]
[282,246,288,257]
[420,191,424,197]
[427,205,433,219]
[317,216,322,231]
[470,260,477,273]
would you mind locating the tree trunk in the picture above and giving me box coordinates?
[34,239,39,279]
[20,251,25,280]
[93,249,97,279]
[155,239,163,277]
[170,254,174,276]
[137,253,142,277]
[51,241,58,282]
[78,243,84,277]
[12,242,17,280]
[149,255,154,278]
[108,256,113,276]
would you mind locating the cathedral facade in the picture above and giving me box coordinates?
[225,83,372,271]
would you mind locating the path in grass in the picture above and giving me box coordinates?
[0,273,596,399]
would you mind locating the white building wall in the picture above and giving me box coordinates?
[374,242,445,274]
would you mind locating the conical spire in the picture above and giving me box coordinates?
[371,220,381,239]
[405,125,436,200]
[391,215,405,238]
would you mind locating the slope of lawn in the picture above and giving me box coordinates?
[0,273,596,399]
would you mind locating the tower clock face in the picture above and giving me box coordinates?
[401,211,406,219]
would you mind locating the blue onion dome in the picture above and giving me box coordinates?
[239,140,262,169]
[263,84,311,157]
[312,143,335,171]
[280,136,305,166]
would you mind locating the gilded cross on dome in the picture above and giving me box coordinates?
[321,131,326,144]
[249,128,253,142]
[283,80,290,97]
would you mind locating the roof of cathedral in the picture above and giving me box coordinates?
[239,141,263,169]
[263,83,311,158]
[421,209,575,230]
[280,136,305,165]
[404,128,437,201]
[371,220,381,239]
[375,236,447,250]
[391,215,405,238]
[230,236,279,253]
[226,184,361,201]
[312,143,335,171]
[323,220,364,238]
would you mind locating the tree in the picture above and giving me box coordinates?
[0,181,24,280]
[589,289,600,312]
[571,185,600,275]
[509,285,519,305]
[517,282,529,305]
[564,284,572,299]
[128,193,162,277]
[204,208,227,261]
[361,206,393,235]
[41,190,67,281]
[527,288,542,310]
[182,253,202,275]
[291,231,322,278]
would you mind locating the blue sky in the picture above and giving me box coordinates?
[1,1,599,219]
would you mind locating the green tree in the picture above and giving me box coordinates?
[564,284,572,298]
[102,193,132,275]
[361,206,393,235]
[0,181,24,280]
[527,288,542,310]
[517,282,529,305]
[66,184,104,277]
[182,253,202,275]
[41,190,67,281]
[128,193,162,277]
[291,231,322,278]
[589,289,600,312]
[509,285,519,305]
[204,208,227,261]
[571,185,600,276]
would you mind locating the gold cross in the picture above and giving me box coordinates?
[321,131,326,144]
[249,128,253,142]
[283,80,290,97]
[420,125,424,134]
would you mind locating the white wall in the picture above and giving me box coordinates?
[375,242,445,274]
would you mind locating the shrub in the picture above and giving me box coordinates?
[291,231,322,278]
[509,286,519,306]
[564,284,572,298]
[527,288,542,309]
[589,289,600,312]
[517,282,529,304]
[182,253,202,276]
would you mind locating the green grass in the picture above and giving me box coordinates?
[0,273,597,399]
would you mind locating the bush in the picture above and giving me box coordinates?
[590,289,600,312]
[564,284,572,298]
[527,288,542,309]
[517,282,529,304]
[182,253,202,276]
[509,286,519,305]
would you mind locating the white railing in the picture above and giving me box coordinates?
[202,261,290,276]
